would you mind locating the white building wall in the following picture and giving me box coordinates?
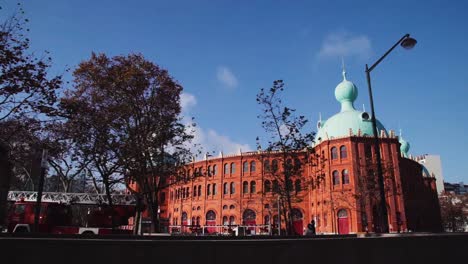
[418,155,445,194]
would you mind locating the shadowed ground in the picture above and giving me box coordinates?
[0,233,466,264]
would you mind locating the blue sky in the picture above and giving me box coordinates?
[2,0,467,183]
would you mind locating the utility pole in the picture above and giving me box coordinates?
[33,149,48,232]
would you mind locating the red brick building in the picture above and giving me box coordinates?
[159,71,442,234]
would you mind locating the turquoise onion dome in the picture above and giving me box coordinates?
[316,70,386,142]
[334,71,358,112]
[399,133,410,158]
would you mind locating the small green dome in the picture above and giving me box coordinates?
[316,70,386,141]
[399,136,410,158]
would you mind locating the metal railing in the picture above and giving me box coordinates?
[167,224,272,236]
[7,191,136,205]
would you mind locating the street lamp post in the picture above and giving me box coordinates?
[365,34,417,233]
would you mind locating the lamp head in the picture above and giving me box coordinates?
[401,36,417,49]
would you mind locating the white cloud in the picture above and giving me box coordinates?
[191,126,251,155]
[279,124,289,137]
[181,92,251,157]
[180,92,197,113]
[317,32,372,60]
[216,66,238,89]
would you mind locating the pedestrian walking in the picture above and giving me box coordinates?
[305,220,316,236]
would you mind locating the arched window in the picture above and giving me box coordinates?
[264,180,271,192]
[365,145,372,160]
[333,170,340,185]
[186,187,190,198]
[287,179,293,191]
[264,215,270,224]
[286,159,293,170]
[230,163,236,174]
[223,183,228,195]
[213,164,218,176]
[196,206,201,211]
[295,179,302,192]
[223,216,229,225]
[193,187,196,197]
[212,183,217,195]
[229,205,235,210]
[223,205,228,210]
[230,182,235,194]
[331,147,338,160]
[196,216,201,226]
[272,180,279,193]
[340,146,347,159]
[342,169,350,184]
[191,217,195,225]
[250,181,256,193]
[337,209,348,218]
[243,209,256,222]
[207,165,212,176]
[272,159,278,172]
[243,161,249,173]
[273,215,279,226]
[243,181,249,194]
[182,212,188,221]
[207,184,211,195]
[291,208,303,221]
[229,216,235,225]
[250,161,256,172]
[198,185,202,197]
[224,163,229,175]
[206,210,216,221]
[264,160,270,172]
[294,158,302,170]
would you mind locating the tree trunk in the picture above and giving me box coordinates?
[145,192,160,233]
[0,145,12,228]
[283,165,294,235]
[103,179,116,231]
[280,200,288,236]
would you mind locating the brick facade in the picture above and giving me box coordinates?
[159,134,442,234]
